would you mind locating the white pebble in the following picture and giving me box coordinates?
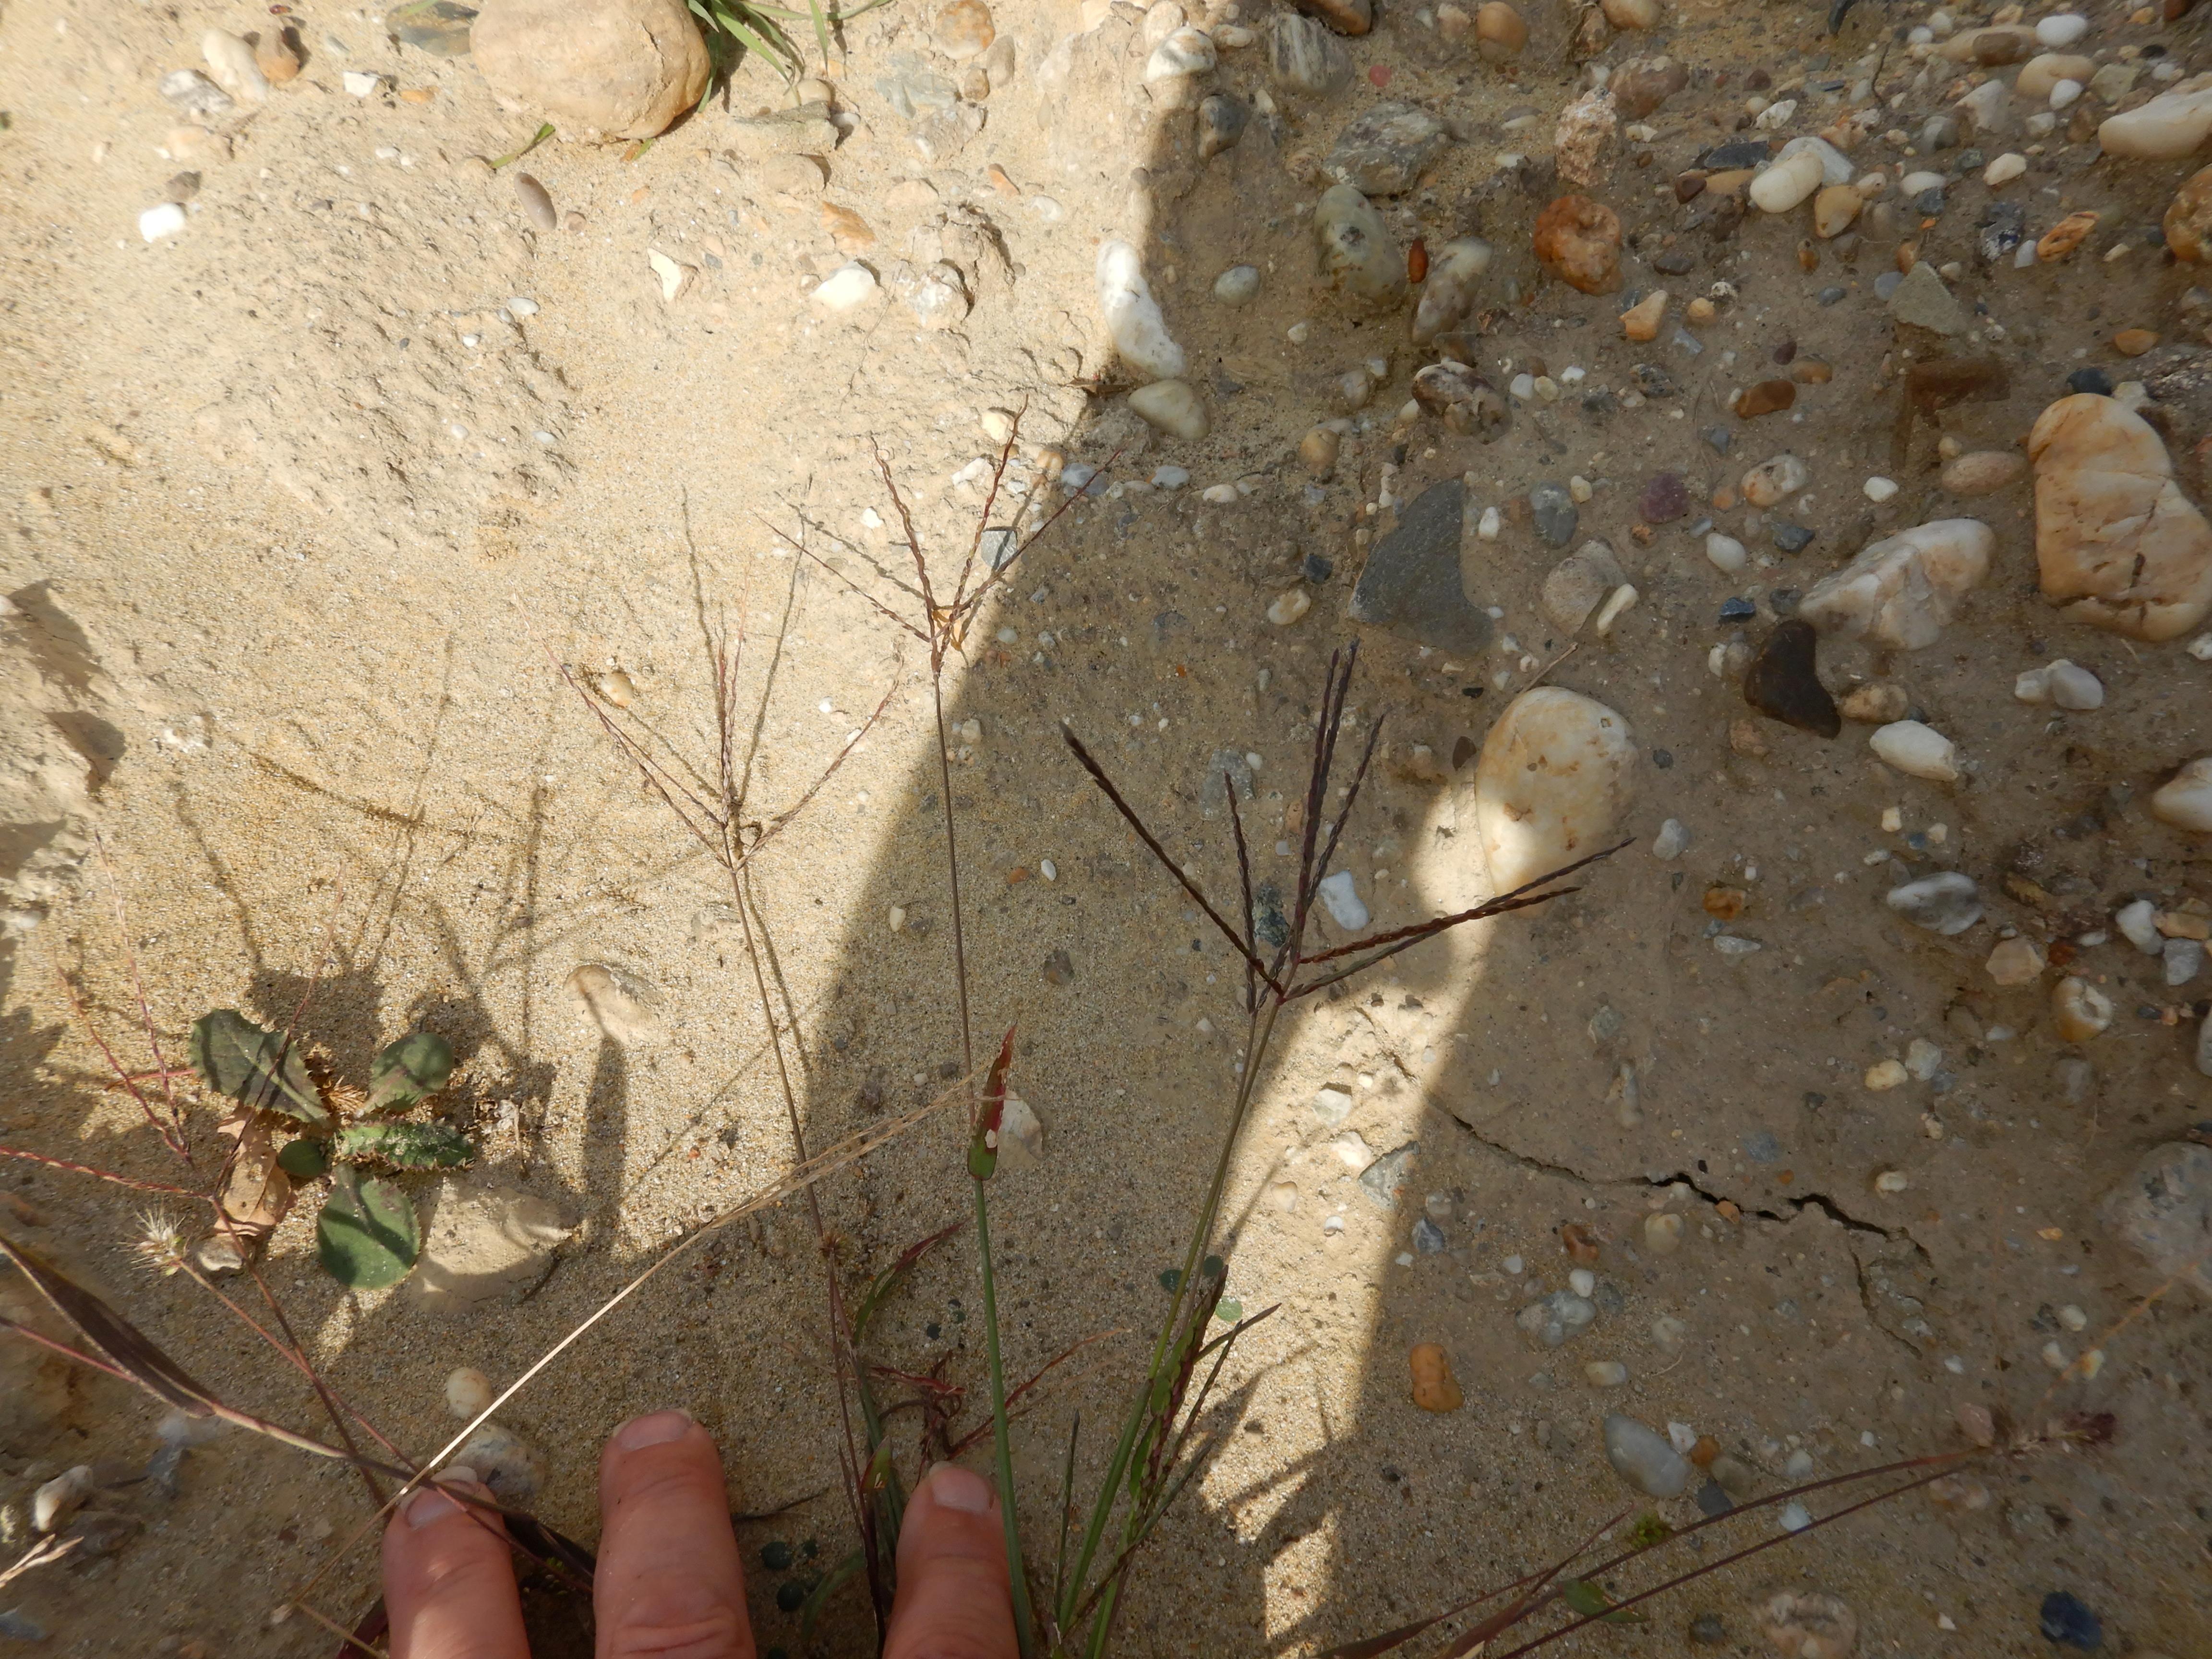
[1984,152,2027,187]
[1652,817,1690,860]
[811,261,878,312]
[1150,465,1189,489]
[445,1366,496,1419]
[1317,869,1370,931]
[507,295,539,316]
[2050,78,2082,109]
[1267,587,1311,625]
[1478,506,1502,540]
[1040,858,1058,881]
[1779,1501,1812,1532]
[1503,1253,1524,1274]
[1869,720,1958,783]
[1863,476,1898,502]
[1203,482,1240,504]
[1569,1267,1595,1297]
[2188,632,2212,661]
[1705,532,1747,574]
[138,202,187,241]
[2036,12,2087,46]
[341,69,384,96]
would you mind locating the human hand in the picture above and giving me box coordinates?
[382,1408,1019,1659]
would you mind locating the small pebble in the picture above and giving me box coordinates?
[445,1366,496,1419]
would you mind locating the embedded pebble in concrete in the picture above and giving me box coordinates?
[1213,264,1261,305]
[1098,242,1187,379]
[1314,184,1407,308]
[1604,1413,1692,1498]
[1471,687,1636,891]
[2151,757,2212,833]
[1869,720,1958,783]
[1798,520,1993,650]
[1887,872,1982,935]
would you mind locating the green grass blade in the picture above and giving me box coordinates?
[805,0,832,70]
[1052,1411,1080,1620]
[800,1548,866,1642]
[973,1181,1036,1658]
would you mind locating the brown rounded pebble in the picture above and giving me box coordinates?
[1561,1221,1601,1262]
[2114,328,2159,356]
[1674,169,1707,202]
[1533,194,1623,294]
[399,85,436,103]
[1736,379,1797,419]
[1837,682,1910,723]
[1792,360,1833,385]
[1409,1343,1464,1412]
[1474,0,1527,59]
[1703,885,1747,920]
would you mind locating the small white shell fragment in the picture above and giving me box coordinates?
[139,202,188,241]
[1267,587,1311,625]
[649,248,695,303]
[342,69,384,96]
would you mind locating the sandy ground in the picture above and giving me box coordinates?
[1,0,2210,1653]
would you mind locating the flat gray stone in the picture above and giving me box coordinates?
[1349,479,1494,651]
[1889,262,1966,335]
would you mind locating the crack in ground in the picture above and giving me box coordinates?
[1443,1114,1936,1362]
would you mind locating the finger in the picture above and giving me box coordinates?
[596,1408,753,1659]
[885,1463,1019,1659]
[382,1473,529,1659]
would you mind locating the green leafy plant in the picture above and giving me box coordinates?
[686,0,897,89]
[185,1009,470,1289]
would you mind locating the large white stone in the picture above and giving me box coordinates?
[1096,240,1187,380]
[1798,519,1993,649]
[2099,72,2212,159]
[2029,393,2212,641]
[2152,756,2212,833]
[1472,687,1636,893]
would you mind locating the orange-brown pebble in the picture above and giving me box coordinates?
[1703,885,1747,921]
[1716,1198,1743,1221]
[1409,1343,1465,1412]
[1690,1435,1721,1467]
[1561,1222,1600,1262]
[2037,208,2100,262]
[1793,359,1833,384]
[399,85,436,103]
[1737,379,1797,418]
[2114,328,2158,356]
[1533,194,1623,294]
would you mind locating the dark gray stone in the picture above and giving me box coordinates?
[1349,480,1494,651]
[1529,481,1576,545]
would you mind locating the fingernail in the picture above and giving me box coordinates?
[925,1464,993,1515]
[404,1487,460,1529]
[434,1468,490,1496]
[616,1407,695,1451]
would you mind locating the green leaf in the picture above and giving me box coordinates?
[1561,1579,1643,1625]
[276,1139,329,1179]
[188,1010,328,1125]
[367,1031,454,1110]
[316,1167,420,1288]
[487,121,555,169]
[1214,1298,1243,1323]
[332,1121,473,1170]
[799,1549,864,1642]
